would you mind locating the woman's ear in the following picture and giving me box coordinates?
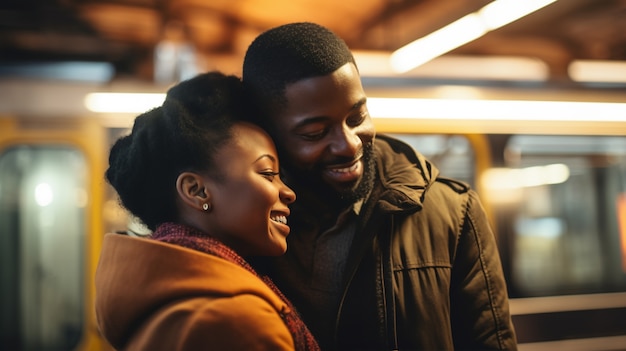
[176,172,210,211]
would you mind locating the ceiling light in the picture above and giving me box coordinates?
[367,98,626,122]
[390,0,558,73]
[569,60,626,83]
[84,92,165,113]
[354,52,549,81]
[84,92,626,124]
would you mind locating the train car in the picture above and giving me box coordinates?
[0,78,625,351]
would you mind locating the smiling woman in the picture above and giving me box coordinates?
[93,72,319,351]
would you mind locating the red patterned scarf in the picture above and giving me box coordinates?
[151,222,320,351]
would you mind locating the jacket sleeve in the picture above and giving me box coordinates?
[450,190,518,350]
[177,294,295,351]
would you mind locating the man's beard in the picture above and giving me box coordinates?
[283,141,377,208]
[336,141,376,204]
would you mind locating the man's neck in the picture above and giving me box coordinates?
[283,169,352,217]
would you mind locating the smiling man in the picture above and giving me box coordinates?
[242,22,518,351]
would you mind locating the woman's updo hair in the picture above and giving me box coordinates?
[105,72,247,231]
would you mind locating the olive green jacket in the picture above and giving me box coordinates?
[273,135,518,350]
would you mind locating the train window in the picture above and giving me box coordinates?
[0,146,86,350]
[385,134,475,187]
[486,135,626,298]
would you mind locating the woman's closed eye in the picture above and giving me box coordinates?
[260,170,280,181]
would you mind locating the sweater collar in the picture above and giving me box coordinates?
[151,222,252,273]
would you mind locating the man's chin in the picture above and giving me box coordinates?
[304,175,355,202]
[339,145,376,204]
[331,180,363,201]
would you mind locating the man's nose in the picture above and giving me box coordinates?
[329,126,361,157]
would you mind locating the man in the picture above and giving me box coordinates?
[242,22,518,351]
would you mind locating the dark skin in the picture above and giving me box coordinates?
[175,122,296,257]
[267,63,376,214]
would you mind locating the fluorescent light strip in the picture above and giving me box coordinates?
[84,92,165,113]
[390,0,558,73]
[390,15,486,72]
[569,60,626,83]
[84,92,626,122]
[353,52,549,81]
[367,98,626,122]
[478,0,558,30]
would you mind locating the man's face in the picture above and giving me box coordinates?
[269,63,376,201]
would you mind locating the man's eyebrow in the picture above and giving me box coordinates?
[351,97,367,111]
[292,116,329,129]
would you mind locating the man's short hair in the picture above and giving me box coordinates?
[242,22,356,117]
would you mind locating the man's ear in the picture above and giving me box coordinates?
[176,172,210,211]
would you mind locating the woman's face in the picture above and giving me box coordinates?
[204,122,296,257]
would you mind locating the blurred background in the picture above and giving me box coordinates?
[1,0,625,350]
[1,0,625,82]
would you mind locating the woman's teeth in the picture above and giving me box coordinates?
[271,215,287,224]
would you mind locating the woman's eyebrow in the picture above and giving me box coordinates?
[254,154,277,163]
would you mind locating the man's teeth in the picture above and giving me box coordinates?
[331,163,358,173]
[271,215,287,224]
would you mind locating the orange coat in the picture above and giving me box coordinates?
[95,234,295,350]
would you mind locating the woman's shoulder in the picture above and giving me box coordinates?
[172,294,295,350]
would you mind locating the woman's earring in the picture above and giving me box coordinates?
[202,203,210,211]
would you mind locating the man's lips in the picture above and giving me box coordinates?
[322,159,363,183]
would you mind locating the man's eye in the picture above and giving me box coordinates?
[298,129,327,141]
[347,111,368,127]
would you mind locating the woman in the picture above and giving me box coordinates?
[95,72,319,351]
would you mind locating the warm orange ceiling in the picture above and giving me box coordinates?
[1,0,625,83]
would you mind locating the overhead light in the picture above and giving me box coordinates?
[367,98,626,122]
[354,52,549,81]
[84,92,165,113]
[390,14,486,73]
[477,0,558,31]
[390,0,558,73]
[84,92,626,124]
[569,60,626,83]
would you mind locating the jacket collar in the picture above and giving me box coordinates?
[372,135,439,214]
[279,135,439,218]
